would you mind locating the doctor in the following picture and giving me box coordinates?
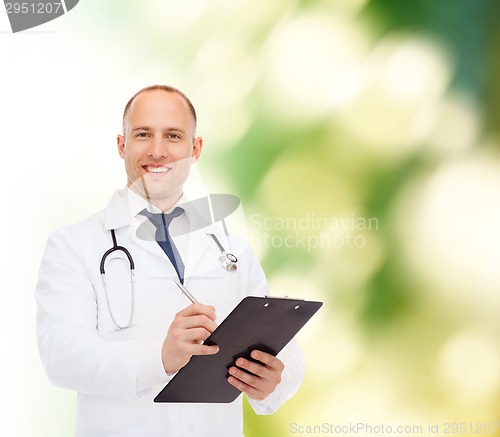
[36,85,305,437]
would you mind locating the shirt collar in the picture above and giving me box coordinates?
[104,187,213,232]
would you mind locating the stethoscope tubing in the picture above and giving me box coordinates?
[100,229,135,274]
[100,229,136,330]
[100,230,237,331]
[207,233,238,271]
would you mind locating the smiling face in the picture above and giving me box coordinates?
[117,89,202,211]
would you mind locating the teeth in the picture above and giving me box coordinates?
[146,166,169,173]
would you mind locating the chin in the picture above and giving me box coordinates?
[147,190,175,201]
[130,175,162,192]
[144,183,181,202]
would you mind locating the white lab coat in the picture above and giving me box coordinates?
[36,189,305,437]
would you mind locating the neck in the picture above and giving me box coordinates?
[128,184,183,212]
[128,176,184,212]
[147,192,183,212]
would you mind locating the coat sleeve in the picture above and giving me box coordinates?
[35,227,171,399]
[241,244,306,415]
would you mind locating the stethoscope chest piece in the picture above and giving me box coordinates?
[208,233,238,271]
[219,252,238,271]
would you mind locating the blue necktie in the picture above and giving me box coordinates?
[140,207,185,283]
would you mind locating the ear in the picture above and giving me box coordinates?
[117,135,126,159]
[191,136,203,163]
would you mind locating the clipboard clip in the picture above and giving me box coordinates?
[264,295,305,300]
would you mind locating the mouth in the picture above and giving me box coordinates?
[143,165,172,174]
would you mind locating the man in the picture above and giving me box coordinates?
[36,85,305,436]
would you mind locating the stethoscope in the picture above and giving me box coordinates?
[100,230,237,330]
[100,229,136,331]
[207,233,238,271]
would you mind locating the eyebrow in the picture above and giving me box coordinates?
[163,127,186,134]
[131,126,151,132]
[131,126,186,134]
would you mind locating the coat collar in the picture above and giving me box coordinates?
[102,189,232,278]
[103,189,131,231]
[103,188,193,231]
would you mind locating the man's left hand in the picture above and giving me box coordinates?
[227,350,284,401]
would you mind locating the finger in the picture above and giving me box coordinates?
[178,327,213,344]
[187,343,219,356]
[233,357,270,379]
[227,373,266,400]
[183,315,218,333]
[228,366,261,389]
[177,303,217,320]
[173,314,218,333]
[174,340,219,357]
[249,350,284,371]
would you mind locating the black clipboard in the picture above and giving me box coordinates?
[154,296,323,403]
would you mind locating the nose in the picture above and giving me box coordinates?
[148,135,168,159]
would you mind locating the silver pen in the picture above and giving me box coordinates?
[173,279,199,304]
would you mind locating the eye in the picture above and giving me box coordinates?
[135,132,150,138]
[167,133,181,140]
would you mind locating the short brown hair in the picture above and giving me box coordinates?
[122,85,197,134]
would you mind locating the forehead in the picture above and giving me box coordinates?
[125,90,194,131]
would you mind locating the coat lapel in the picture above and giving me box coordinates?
[103,189,225,278]
[103,189,168,261]
[183,226,212,279]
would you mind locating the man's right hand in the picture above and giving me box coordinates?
[161,303,219,374]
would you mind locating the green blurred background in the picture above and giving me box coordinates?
[3,0,499,435]
[88,0,500,433]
